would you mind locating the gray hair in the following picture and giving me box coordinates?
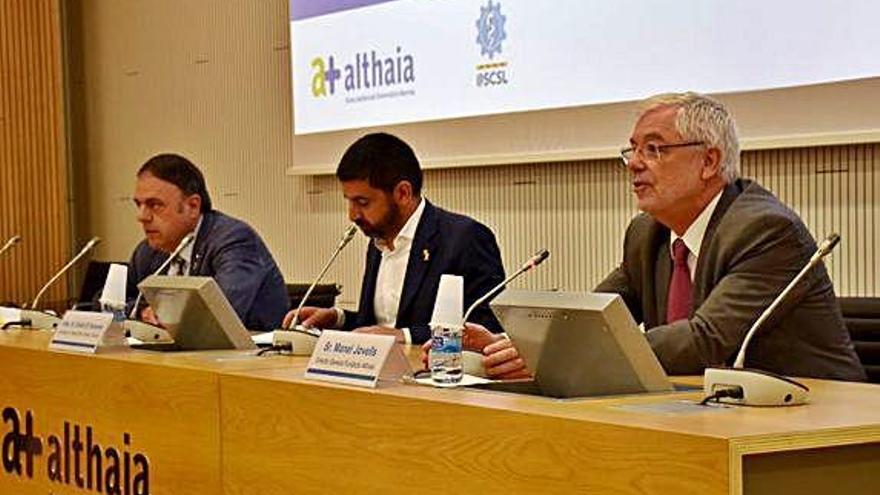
[640,92,740,183]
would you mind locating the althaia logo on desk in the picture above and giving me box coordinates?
[1,406,150,494]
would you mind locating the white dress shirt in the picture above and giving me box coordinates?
[669,192,722,282]
[369,198,426,343]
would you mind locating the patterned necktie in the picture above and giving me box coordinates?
[170,256,187,276]
[666,238,692,323]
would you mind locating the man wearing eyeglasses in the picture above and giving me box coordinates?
[462,92,865,381]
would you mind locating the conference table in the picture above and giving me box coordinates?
[0,329,877,494]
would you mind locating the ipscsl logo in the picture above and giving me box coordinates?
[476,62,508,87]
[3,407,151,495]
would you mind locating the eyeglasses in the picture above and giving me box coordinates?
[620,141,705,166]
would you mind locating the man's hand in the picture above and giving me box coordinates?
[482,338,531,379]
[419,323,506,371]
[462,322,503,352]
[141,306,162,326]
[352,325,405,343]
[283,307,337,329]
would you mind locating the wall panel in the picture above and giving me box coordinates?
[0,0,70,309]
[66,0,879,313]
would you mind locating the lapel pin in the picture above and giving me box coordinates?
[422,249,430,262]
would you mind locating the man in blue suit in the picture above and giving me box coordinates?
[285,133,505,344]
[127,154,289,330]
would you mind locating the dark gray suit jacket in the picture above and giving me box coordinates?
[343,201,505,344]
[127,210,289,331]
[596,178,865,381]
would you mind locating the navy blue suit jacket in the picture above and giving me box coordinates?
[127,210,289,331]
[343,201,505,344]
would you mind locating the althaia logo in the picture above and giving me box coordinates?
[310,46,415,97]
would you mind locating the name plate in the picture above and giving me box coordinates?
[304,330,411,388]
[49,311,125,353]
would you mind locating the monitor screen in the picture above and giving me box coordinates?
[490,290,672,398]
[138,276,256,351]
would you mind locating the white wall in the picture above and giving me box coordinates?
[67,0,880,307]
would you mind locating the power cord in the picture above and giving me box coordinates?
[2,319,33,330]
[699,386,744,405]
[256,343,293,356]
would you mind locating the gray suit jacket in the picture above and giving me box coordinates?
[596,178,865,381]
[128,210,289,331]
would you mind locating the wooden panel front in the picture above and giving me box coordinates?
[0,338,223,494]
[219,371,729,495]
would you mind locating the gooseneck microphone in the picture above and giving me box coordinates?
[703,233,841,406]
[128,232,195,319]
[0,235,21,258]
[462,248,549,325]
[287,224,358,328]
[732,233,840,368]
[30,237,101,309]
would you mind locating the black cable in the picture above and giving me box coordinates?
[699,387,744,405]
[256,343,293,356]
[2,319,32,330]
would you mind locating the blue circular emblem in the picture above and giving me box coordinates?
[476,1,507,59]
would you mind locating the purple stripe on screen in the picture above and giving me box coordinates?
[290,0,398,21]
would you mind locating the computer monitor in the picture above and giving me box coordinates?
[486,290,672,398]
[137,275,256,351]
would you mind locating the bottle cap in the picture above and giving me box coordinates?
[430,274,463,327]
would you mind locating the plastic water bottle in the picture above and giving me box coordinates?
[101,302,127,325]
[430,323,463,383]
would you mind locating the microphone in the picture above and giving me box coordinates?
[30,237,101,309]
[703,233,840,407]
[462,248,549,325]
[271,224,357,355]
[128,232,195,319]
[0,235,21,258]
[287,224,357,329]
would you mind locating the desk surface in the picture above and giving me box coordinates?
[1,330,878,495]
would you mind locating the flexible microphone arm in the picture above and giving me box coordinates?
[462,248,549,325]
[30,237,101,309]
[287,224,358,328]
[732,233,840,368]
[128,232,196,319]
[0,235,21,258]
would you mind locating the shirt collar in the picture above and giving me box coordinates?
[374,198,425,253]
[670,191,722,260]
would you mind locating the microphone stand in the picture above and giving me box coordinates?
[271,225,358,355]
[124,232,195,342]
[462,249,549,325]
[23,237,101,330]
[702,233,840,407]
[128,232,195,320]
[0,235,21,259]
[288,224,357,328]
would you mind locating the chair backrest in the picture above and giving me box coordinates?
[838,297,880,383]
[286,283,341,310]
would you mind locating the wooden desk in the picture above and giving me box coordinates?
[221,359,880,494]
[0,331,878,494]
[0,330,290,495]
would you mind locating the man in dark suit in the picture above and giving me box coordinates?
[128,154,289,331]
[285,133,505,344]
[465,92,865,381]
